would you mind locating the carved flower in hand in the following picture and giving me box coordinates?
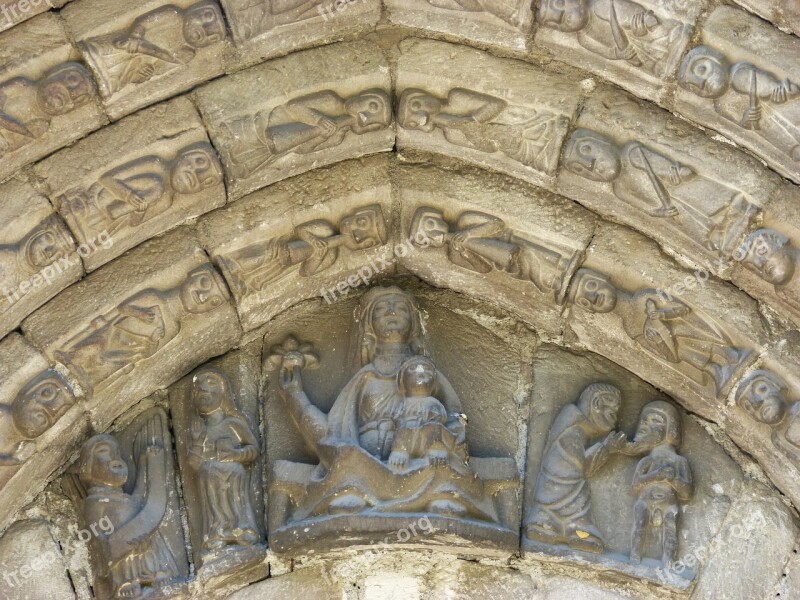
[266,336,319,372]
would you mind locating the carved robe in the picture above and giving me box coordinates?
[0,78,49,156]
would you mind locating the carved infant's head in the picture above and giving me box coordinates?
[183,1,226,48]
[36,63,94,117]
[398,356,437,399]
[578,383,621,434]
[678,46,731,99]
[537,0,590,32]
[11,371,74,439]
[397,89,443,132]
[79,434,129,489]
[563,129,622,182]
[634,401,682,449]
[736,370,789,426]
[739,228,797,286]
[23,218,72,269]
[569,268,619,313]
[344,89,392,134]
[170,144,223,195]
[179,265,228,314]
[340,205,387,250]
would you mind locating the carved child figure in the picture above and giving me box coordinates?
[629,401,692,566]
[738,228,799,315]
[387,356,468,470]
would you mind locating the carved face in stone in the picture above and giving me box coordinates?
[11,372,74,439]
[370,292,414,344]
[193,370,225,415]
[569,269,618,313]
[80,435,129,488]
[537,0,590,32]
[180,266,227,314]
[170,146,223,195]
[183,2,226,48]
[740,229,796,286]
[563,129,621,182]
[579,384,621,433]
[24,224,68,269]
[677,46,731,99]
[340,206,387,249]
[736,370,789,426]
[410,208,449,248]
[344,90,392,134]
[36,63,94,117]
[399,356,437,398]
[634,401,681,448]
[398,89,443,132]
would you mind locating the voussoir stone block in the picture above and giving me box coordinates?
[198,156,393,331]
[563,223,764,422]
[196,40,394,200]
[674,6,800,185]
[534,0,705,103]
[557,87,781,279]
[62,0,229,120]
[396,163,596,337]
[0,12,105,183]
[396,39,579,189]
[0,179,82,338]
[0,0,52,33]
[732,0,800,44]
[220,0,380,69]
[22,229,242,430]
[35,97,226,272]
[385,0,534,52]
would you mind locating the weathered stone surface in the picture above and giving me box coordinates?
[0,520,75,599]
[196,40,393,200]
[396,163,596,337]
[431,560,536,599]
[534,0,704,103]
[198,157,393,331]
[732,0,800,42]
[385,0,534,52]
[557,87,779,278]
[22,229,241,429]
[0,179,82,337]
[62,0,228,120]
[0,0,54,33]
[396,39,578,189]
[0,13,105,182]
[35,97,226,272]
[228,565,343,599]
[221,0,381,69]
[563,224,764,422]
[674,6,800,185]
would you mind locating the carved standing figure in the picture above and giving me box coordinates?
[629,401,692,566]
[525,383,630,553]
[738,228,800,314]
[736,370,800,462]
[187,368,260,553]
[425,0,525,27]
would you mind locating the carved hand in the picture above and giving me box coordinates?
[190,417,205,440]
[316,116,338,136]
[603,431,629,453]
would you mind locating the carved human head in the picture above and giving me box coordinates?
[183,1,226,48]
[537,0,590,32]
[736,370,789,426]
[398,356,437,398]
[409,207,449,248]
[578,383,621,433]
[170,144,223,195]
[397,89,444,132]
[569,269,619,313]
[23,220,71,269]
[634,400,682,448]
[357,287,426,365]
[36,63,94,116]
[563,128,621,182]
[179,265,228,314]
[11,371,74,439]
[739,228,797,286]
[344,89,392,134]
[79,434,129,489]
[192,368,238,416]
[678,46,731,99]
[339,205,387,250]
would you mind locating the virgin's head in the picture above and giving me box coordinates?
[357,287,426,364]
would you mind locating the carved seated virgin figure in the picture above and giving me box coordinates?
[268,287,519,551]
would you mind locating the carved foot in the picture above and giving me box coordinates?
[525,522,564,545]
[116,581,142,598]
[388,450,409,469]
[428,499,467,517]
[427,448,448,468]
[328,494,367,515]
[567,531,605,554]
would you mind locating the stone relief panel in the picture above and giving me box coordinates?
[563,224,763,422]
[62,0,228,120]
[171,347,267,586]
[396,39,579,189]
[0,180,82,338]
[534,0,704,102]
[35,97,226,272]
[196,40,394,200]
[0,13,104,182]
[556,89,775,278]
[674,7,800,184]
[220,0,380,68]
[523,346,743,589]
[732,0,800,38]
[22,230,241,430]
[199,156,394,331]
[262,285,528,556]
[66,407,191,600]
[385,0,534,51]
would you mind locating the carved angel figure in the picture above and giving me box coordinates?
[425,0,526,27]
[398,87,567,173]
